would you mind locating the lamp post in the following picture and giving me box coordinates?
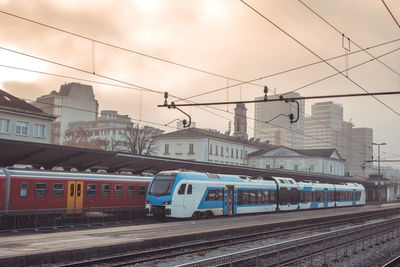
[373,142,386,207]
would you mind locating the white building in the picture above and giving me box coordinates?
[248,146,345,176]
[254,92,305,149]
[33,83,99,144]
[152,127,275,167]
[67,110,133,150]
[0,89,55,144]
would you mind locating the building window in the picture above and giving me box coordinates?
[189,143,194,154]
[240,150,243,159]
[34,124,46,138]
[221,146,224,156]
[236,149,238,159]
[216,145,218,156]
[294,164,298,171]
[266,164,270,169]
[209,144,213,155]
[16,121,28,136]
[231,148,234,158]
[164,144,169,154]
[310,164,314,172]
[0,118,10,133]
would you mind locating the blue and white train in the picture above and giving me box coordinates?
[145,170,365,219]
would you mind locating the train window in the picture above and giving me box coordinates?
[20,182,28,197]
[207,189,215,200]
[178,184,186,195]
[290,188,298,204]
[279,179,285,184]
[249,191,256,204]
[127,185,135,196]
[35,182,47,197]
[70,184,75,197]
[139,185,146,196]
[77,183,81,197]
[87,184,96,197]
[218,190,223,200]
[187,184,192,195]
[114,184,123,197]
[288,180,294,184]
[356,191,361,200]
[53,183,64,197]
[256,191,263,204]
[101,184,110,197]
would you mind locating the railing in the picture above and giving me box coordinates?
[177,217,400,267]
[0,206,145,232]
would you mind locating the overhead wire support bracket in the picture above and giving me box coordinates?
[161,92,191,128]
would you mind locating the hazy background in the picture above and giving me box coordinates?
[0,0,399,168]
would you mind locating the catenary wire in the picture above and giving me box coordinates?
[381,0,400,30]
[240,0,400,117]
[0,10,264,88]
[177,38,400,103]
[2,45,397,164]
[298,0,400,77]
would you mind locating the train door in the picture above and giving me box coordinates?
[67,181,83,215]
[323,188,328,208]
[223,186,235,215]
[352,189,356,206]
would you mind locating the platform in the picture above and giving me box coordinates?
[1,203,399,266]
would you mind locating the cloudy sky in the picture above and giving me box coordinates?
[0,0,399,169]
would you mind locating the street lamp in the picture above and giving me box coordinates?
[373,142,386,207]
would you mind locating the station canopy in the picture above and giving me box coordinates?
[0,138,371,185]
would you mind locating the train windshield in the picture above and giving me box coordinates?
[148,174,176,196]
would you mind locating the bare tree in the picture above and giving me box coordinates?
[117,124,158,155]
[63,128,109,150]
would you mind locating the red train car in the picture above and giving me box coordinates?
[0,168,152,216]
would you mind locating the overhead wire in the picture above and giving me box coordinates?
[240,0,400,117]
[2,45,397,164]
[381,0,400,30]
[297,0,400,77]
[177,38,400,102]
[0,10,264,88]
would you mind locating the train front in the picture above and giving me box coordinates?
[145,171,178,217]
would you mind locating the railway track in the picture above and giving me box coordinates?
[58,209,400,267]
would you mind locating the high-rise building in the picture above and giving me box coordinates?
[305,101,373,178]
[254,92,304,148]
[305,101,344,155]
[33,83,99,144]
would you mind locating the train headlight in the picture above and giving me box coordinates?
[163,201,171,205]
[146,201,152,205]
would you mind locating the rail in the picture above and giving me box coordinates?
[177,217,400,267]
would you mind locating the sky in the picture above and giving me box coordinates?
[0,0,399,169]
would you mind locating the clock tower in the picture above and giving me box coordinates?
[234,103,248,139]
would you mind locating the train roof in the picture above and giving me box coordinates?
[0,168,152,182]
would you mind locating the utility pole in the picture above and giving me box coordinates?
[373,142,386,207]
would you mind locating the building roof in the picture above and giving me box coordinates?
[154,127,276,150]
[0,89,55,119]
[295,148,341,158]
[248,146,343,160]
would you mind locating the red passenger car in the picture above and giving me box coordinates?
[0,168,152,216]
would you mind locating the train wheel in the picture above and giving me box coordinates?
[191,212,200,220]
